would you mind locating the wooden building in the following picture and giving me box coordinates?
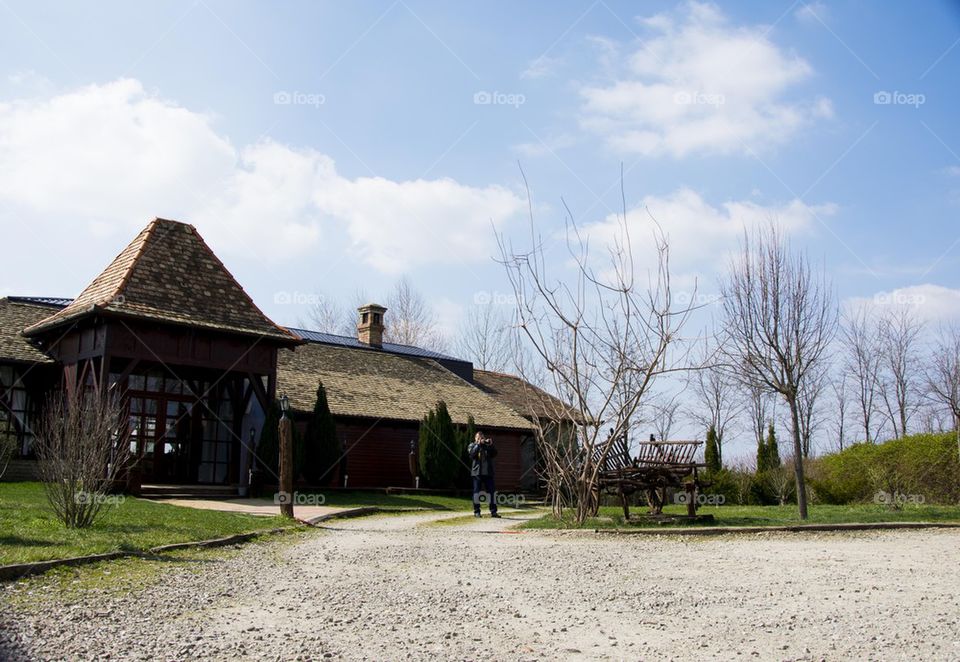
[0,218,541,492]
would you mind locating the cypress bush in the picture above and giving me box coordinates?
[418,401,461,489]
[304,381,340,485]
[704,424,721,473]
[765,423,780,470]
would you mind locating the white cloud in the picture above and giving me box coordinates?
[313,174,523,274]
[579,1,830,157]
[521,55,561,80]
[846,284,960,323]
[512,133,577,158]
[580,187,835,292]
[0,79,523,270]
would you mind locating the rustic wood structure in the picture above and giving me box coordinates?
[20,219,301,488]
[0,218,546,493]
[592,435,705,519]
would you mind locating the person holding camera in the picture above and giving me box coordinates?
[469,432,500,518]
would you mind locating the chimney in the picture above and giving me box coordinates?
[357,303,387,348]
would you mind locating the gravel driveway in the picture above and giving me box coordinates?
[2,512,959,661]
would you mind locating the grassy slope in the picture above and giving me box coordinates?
[521,503,960,529]
[0,482,290,565]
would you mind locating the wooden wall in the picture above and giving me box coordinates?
[311,417,527,491]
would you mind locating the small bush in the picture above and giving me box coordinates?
[810,431,959,505]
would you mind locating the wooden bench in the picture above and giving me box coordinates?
[591,437,705,520]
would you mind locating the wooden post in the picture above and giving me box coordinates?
[279,412,294,518]
[685,483,697,517]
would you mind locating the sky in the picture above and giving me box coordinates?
[1,1,959,455]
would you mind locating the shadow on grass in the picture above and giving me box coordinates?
[0,536,57,548]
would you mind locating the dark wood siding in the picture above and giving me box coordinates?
[338,420,419,489]
[324,417,527,491]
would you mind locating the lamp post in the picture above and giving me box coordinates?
[278,394,294,518]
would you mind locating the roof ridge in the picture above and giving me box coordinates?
[107,218,161,307]
[185,221,300,342]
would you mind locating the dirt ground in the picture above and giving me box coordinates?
[2,510,959,661]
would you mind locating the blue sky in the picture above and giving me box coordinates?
[1,1,959,450]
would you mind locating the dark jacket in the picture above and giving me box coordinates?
[468,441,498,477]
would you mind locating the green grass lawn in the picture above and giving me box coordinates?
[521,503,960,530]
[0,482,292,565]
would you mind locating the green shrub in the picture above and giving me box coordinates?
[418,401,461,489]
[810,431,959,505]
[303,381,339,485]
[704,425,721,473]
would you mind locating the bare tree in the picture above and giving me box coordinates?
[302,288,369,337]
[840,305,883,443]
[497,174,693,524]
[926,324,960,461]
[455,302,513,371]
[877,307,924,438]
[796,363,828,457]
[719,224,837,519]
[686,339,743,466]
[828,373,851,452]
[646,391,683,442]
[385,277,447,351]
[0,430,15,479]
[766,461,796,506]
[304,294,347,335]
[34,387,130,528]
[744,381,775,456]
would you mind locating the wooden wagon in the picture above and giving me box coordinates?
[591,436,706,520]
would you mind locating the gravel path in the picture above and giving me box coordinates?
[1,512,959,661]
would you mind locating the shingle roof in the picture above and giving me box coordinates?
[277,342,533,430]
[23,219,298,343]
[0,298,57,364]
[473,370,580,423]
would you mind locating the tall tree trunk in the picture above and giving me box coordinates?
[789,398,808,519]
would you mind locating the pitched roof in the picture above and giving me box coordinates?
[0,298,57,364]
[473,370,580,423]
[277,342,533,431]
[23,219,298,343]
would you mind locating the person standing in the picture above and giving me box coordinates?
[469,432,500,518]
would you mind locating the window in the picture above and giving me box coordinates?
[0,365,34,456]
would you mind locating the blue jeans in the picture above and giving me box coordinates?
[473,475,497,514]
